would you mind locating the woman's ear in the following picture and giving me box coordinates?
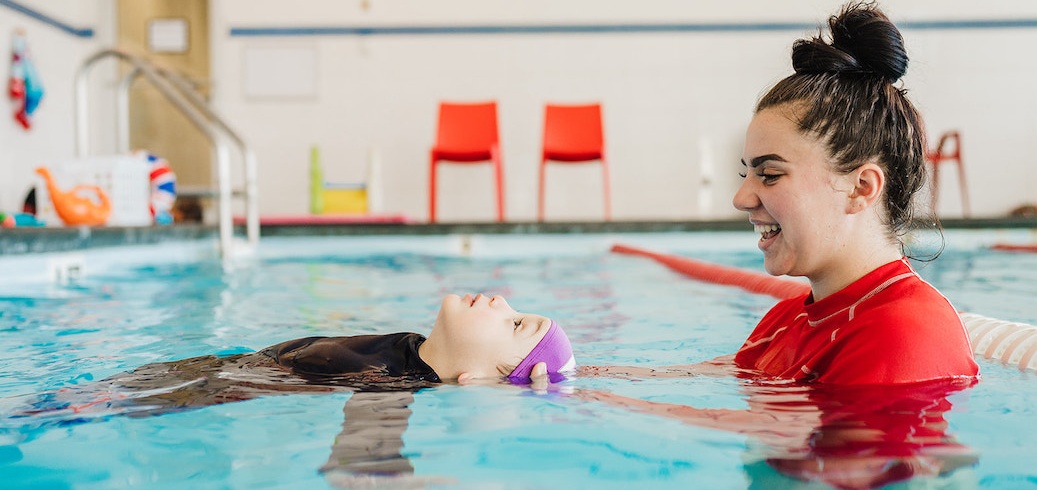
[846,162,885,214]
[457,372,476,385]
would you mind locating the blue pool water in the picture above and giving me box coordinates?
[1,230,1036,489]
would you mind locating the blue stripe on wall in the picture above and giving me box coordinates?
[230,18,1037,37]
[231,22,815,37]
[0,0,94,38]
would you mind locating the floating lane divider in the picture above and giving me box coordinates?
[610,244,810,300]
[611,243,1037,372]
[961,313,1037,371]
[991,244,1037,253]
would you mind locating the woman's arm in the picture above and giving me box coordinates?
[576,386,820,449]
[577,354,739,380]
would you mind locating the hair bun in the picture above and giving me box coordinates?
[791,2,908,83]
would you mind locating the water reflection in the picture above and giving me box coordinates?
[580,371,978,489]
[5,351,496,487]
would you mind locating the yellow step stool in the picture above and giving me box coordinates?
[309,146,382,215]
[322,184,367,214]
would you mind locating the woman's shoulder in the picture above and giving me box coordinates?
[847,273,970,360]
[870,269,959,319]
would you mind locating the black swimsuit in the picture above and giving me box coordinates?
[26,333,441,420]
[260,333,441,382]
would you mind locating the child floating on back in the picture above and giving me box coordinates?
[20,293,575,420]
[265,293,576,383]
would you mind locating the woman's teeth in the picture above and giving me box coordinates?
[754,224,781,240]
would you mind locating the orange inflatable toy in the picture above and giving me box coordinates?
[36,167,112,226]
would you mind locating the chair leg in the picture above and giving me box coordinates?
[933,131,970,218]
[492,146,504,222]
[601,157,611,221]
[951,135,970,218]
[930,161,941,214]
[538,158,547,222]
[429,155,438,223]
[956,159,970,218]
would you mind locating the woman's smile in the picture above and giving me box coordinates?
[754,222,782,248]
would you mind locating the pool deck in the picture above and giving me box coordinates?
[1,217,1035,255]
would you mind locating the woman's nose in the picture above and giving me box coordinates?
[732,176,759,212]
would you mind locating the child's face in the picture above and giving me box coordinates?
[433,294,552,378]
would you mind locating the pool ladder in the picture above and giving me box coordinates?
[73,48,259,259]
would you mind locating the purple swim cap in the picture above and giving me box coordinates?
[509,320,576,381]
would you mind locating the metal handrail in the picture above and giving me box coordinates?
[75,48,259,258]
[120,64,259,245]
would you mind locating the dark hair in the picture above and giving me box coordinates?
[756,2,928,243]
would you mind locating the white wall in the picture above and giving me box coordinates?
[0,0,117,214]
[4,1,1037,223]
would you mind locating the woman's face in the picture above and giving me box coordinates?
[434,293,551,377]
[733,106,857,280]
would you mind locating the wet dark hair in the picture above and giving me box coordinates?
[756,2,929,245]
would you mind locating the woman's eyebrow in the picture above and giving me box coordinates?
[743,154,787,168]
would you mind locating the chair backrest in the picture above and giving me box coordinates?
[434,101,500,154]
[542,103,603,159]
[927,130,962,163]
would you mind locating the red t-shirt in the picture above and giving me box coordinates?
[734,258,979,384]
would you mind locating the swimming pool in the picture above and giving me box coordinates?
[1,229,1035,488]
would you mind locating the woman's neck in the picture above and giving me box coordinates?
[809,232,902,301]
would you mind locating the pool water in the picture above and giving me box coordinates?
[1,230,1036,489]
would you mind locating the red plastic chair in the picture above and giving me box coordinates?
[429,101,504,223]
[538,103,611,221]
[926,130,970,218]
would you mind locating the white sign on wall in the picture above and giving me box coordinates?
[148,18,189,53]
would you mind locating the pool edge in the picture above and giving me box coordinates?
[1,217,1035,256]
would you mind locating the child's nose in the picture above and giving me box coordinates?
[489,295,509,308]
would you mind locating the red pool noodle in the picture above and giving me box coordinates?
[610,244,811,300]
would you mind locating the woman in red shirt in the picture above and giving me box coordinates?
[580,3,980,487]
[586,2,978,386]
[730,1,978,383]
